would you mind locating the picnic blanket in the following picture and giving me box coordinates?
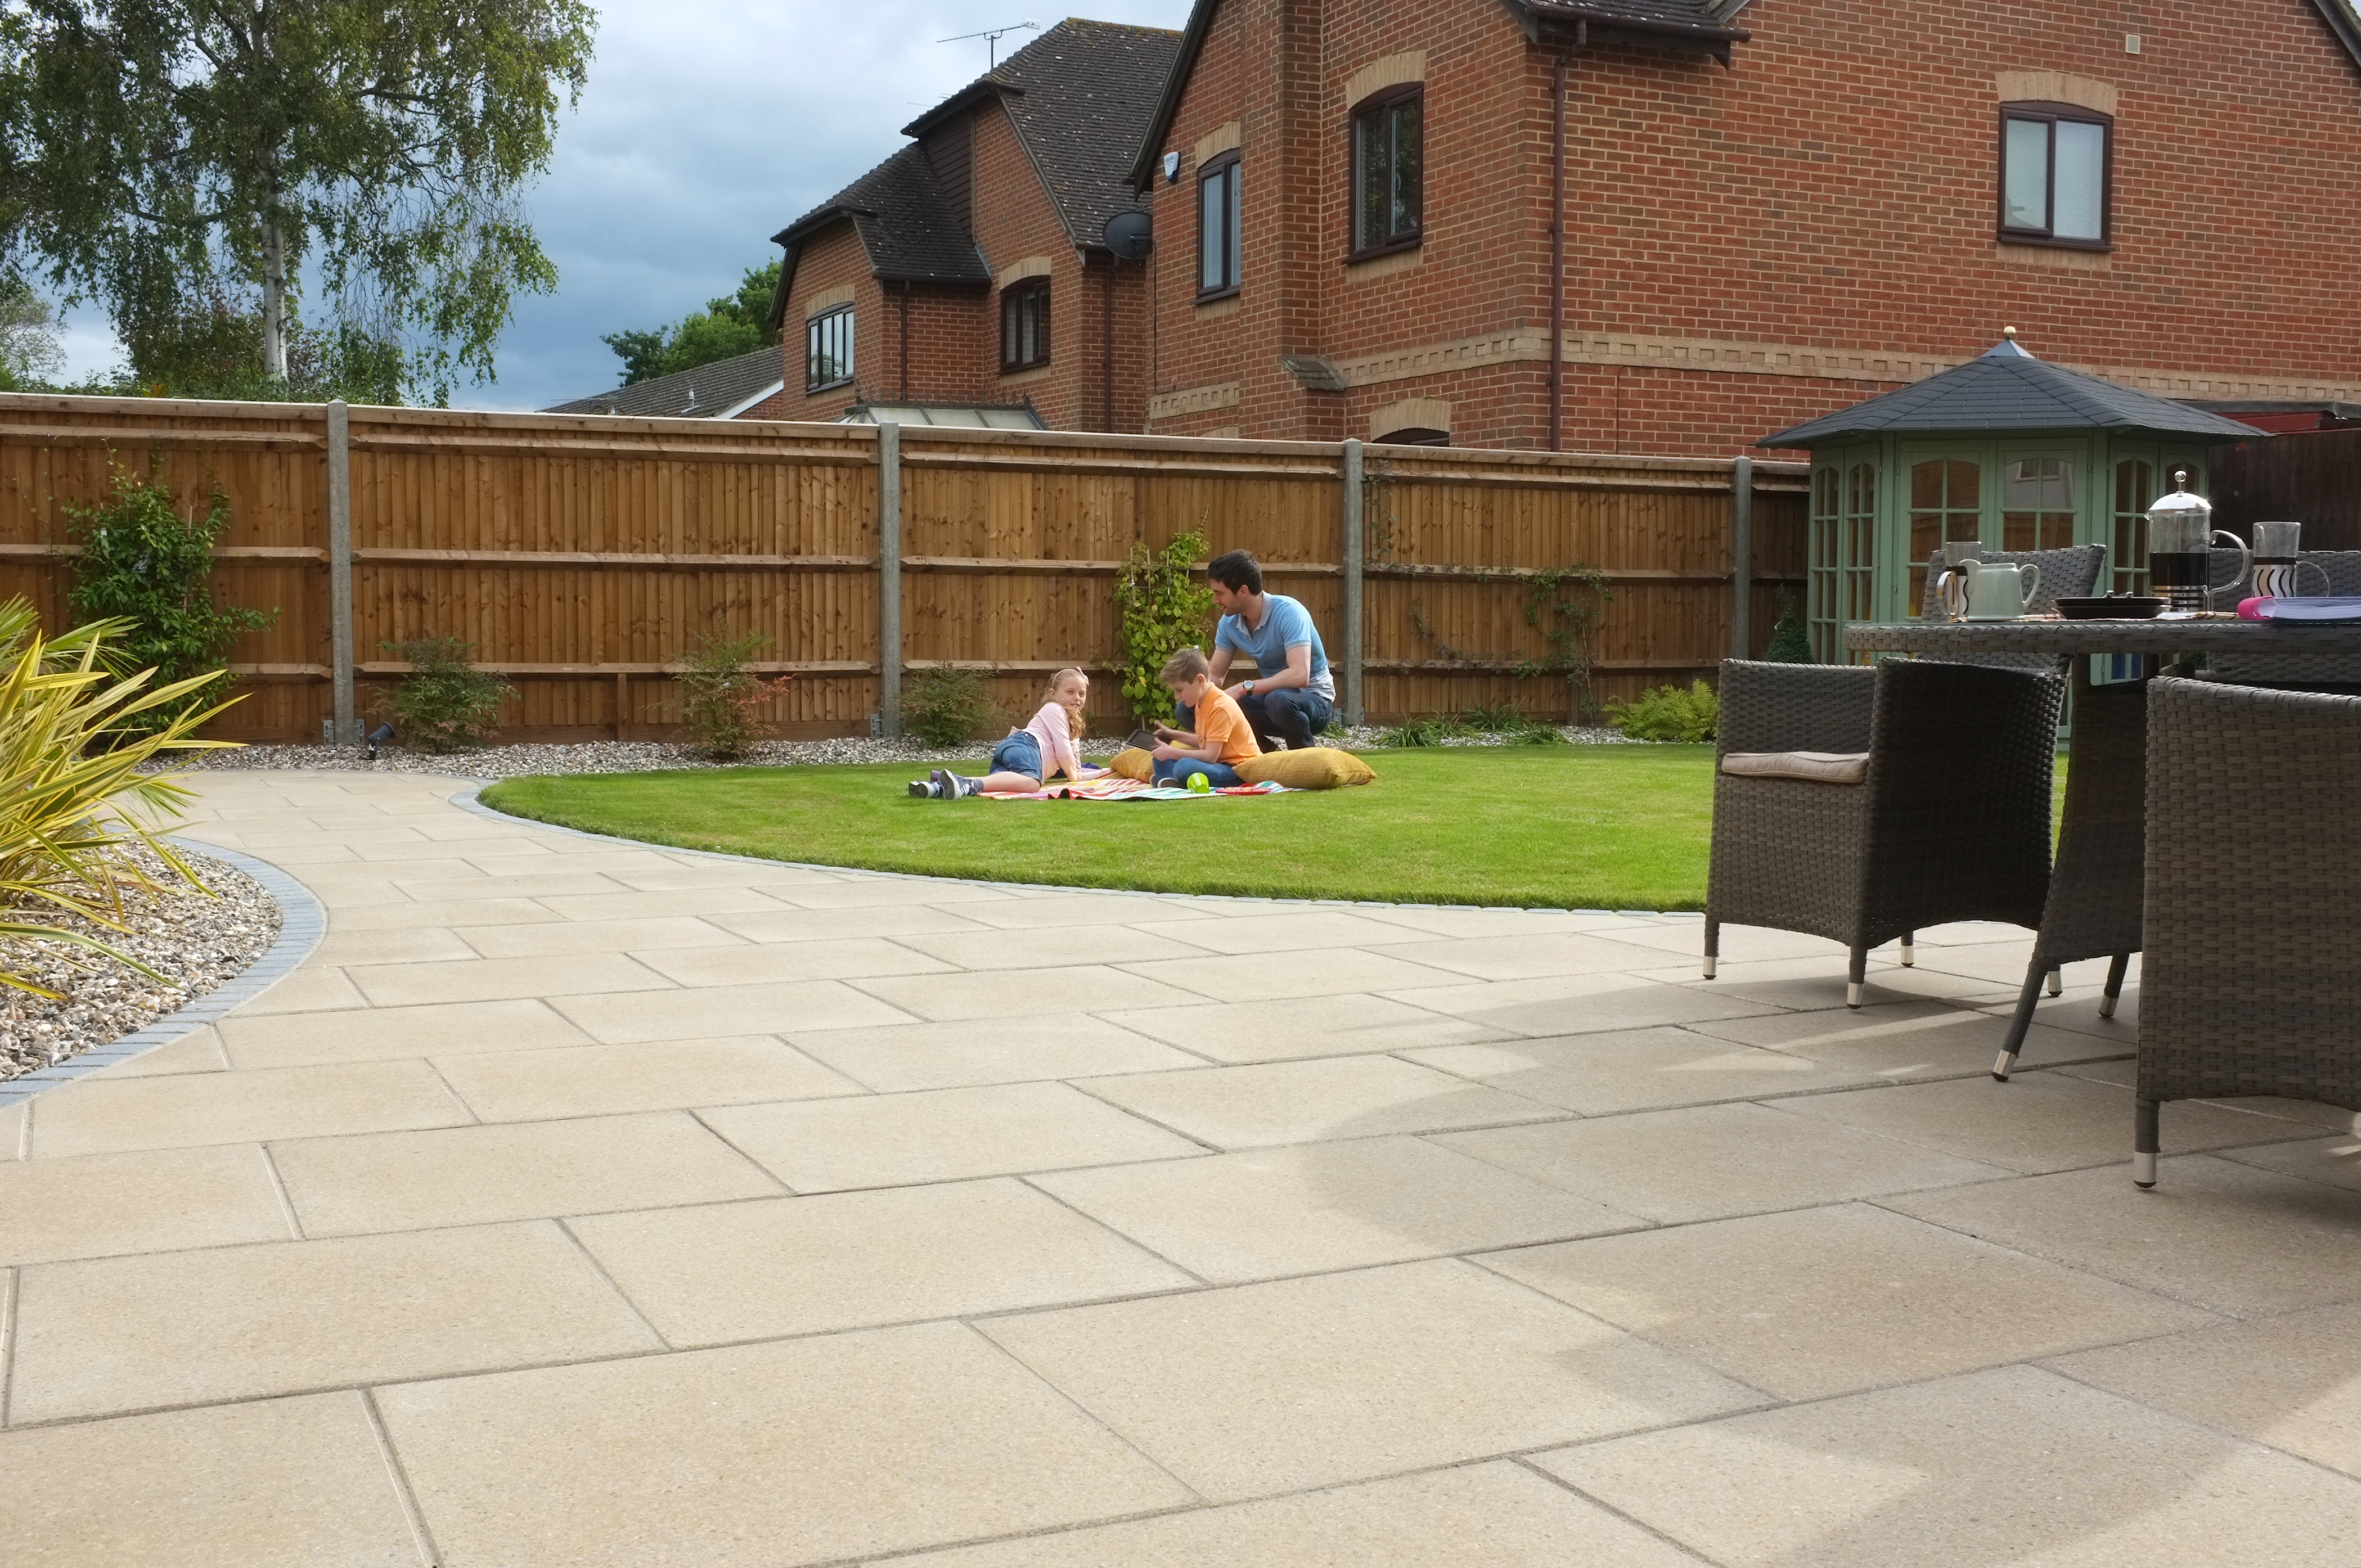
[982,776,1294,802]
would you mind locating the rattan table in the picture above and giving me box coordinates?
[1843,616,2361,1076]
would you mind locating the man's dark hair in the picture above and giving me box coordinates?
[1207,549,1263,594]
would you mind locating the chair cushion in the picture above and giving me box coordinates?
[1233,747,1377,789]
[1720,750,1869,785]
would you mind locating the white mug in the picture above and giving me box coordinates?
[1966,560,2041,619]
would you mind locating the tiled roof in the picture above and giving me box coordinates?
[775,143,991,286]
[542,346,785,419]
[985,20,1184,250]
[2313,0,2361,69]
[1761,339,2266,448]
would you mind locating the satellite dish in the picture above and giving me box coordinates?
[1103,210,1154,261]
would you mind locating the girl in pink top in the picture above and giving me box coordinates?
[914,667,1104,798]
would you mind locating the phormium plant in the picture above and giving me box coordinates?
[64,464,276,737]
[901,666,1002,748]
[374,637,512,752]
[1113,526,1216,726]
[676,629,793,760]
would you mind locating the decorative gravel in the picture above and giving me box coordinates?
[172,724,1642,779]
[0,848,281,1082]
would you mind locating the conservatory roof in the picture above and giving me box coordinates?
[1761,336,2266,448]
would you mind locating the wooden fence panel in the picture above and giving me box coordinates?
[0,394,1806,741]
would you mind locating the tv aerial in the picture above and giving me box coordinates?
[940,19,1040,70]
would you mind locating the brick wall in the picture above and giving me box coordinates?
[1143,0,2361,456]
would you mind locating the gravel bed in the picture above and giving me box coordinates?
[171,723,1642,779]
[1,847,281,1082]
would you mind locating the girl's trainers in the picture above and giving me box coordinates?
[907,778,941,798]
[930,769,973,799]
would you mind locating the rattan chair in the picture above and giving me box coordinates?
[2203,548,2361,692]
[2134,677,2361,1187]
[1705,659,2065,1007]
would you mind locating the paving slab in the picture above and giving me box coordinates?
[854,963,1195,1022]
[0,1145,290,1265]
[456,914,749,957]
[571,1177,1195,1344]
[548,977,915,1042]
[632,936,956,986]
[705,902,995,943]
[343,951,676,1007]
[784,1016,1202,1091]
[892,922,1213,971]
[27,1058,471,1157]
[1078,1055,1563,1148]
[432,1035,863,1120]
[217,997,592,1069]
[978,1258,1759,1501]
[8,1220,660,1422]
[1686,999,2130,1078]
[1032,1135,1639,1282]
[1537,1364,2361,1568]
[876,1461,1701,1567]
[373,1321,1197,1568]
[1401,1025,1885,1114]
[89,1025,230,1078]
[1117,946,1465,1000]
[0,1393,422,1567]
[1382,970,1782,1037]
[1097,993,1508,1064]
[1126,909,1452,954]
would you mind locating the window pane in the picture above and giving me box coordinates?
[1226,165,1242,285]
[1200,171,1223,289]
[2054,121,2105,240]
[2003,118,2049,230]
[1392,98,1422,240]
[1355,112,1387,250]
[2003,457,2076,551]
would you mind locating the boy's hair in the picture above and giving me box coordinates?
[1207,549,1263,594]
[1160,646,1210,684]
[1046,666,1087,737]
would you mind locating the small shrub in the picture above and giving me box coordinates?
[1606,680,1719,742]
[1377,713,1468,747]
[676,630,793,761]
[375,637,511,753]
[1515,723,1569,745]
[902,666,1002,748]
[1459,702,1526,733]
[1762,588,1813,663]
[1113,527,1216,726]
[64,464,277,738]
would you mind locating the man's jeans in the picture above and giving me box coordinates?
[1240,687,1334,751]
[1154,758,1243,788]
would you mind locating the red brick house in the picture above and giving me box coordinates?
[764,20,1181,431]
[1130,0,2361,456]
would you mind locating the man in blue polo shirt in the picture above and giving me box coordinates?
[1194,548,1335,751]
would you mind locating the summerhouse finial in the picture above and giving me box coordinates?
[2003,326,2017,340]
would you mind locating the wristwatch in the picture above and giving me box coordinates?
[1244,680,1256,695]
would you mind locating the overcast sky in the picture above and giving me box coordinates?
[57,0,1194,409]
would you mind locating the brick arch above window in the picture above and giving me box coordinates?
[1370,398,1452,444]
[1343,50,1425,111]
[995,255,1053,290]
[801,282,855,316]
[1994,70,2117,117]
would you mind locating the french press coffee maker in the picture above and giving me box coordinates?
[2145,472,2250,614]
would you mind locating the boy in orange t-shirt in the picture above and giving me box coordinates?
[1151,647,1261,788]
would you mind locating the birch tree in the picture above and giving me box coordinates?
[0,0,595,396]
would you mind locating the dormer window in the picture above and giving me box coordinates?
[1001,278,1050,372]
[1999,102,2112,249]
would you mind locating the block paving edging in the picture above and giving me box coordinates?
[0,840,326,1109]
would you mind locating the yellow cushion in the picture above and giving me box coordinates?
[1233,747,1377,790]
[1107,747,1154,782]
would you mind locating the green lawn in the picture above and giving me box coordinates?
[480,745,1720,911]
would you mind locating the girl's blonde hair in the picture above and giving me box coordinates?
[1046,666,1088,738]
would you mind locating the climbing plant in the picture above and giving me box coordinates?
[1113,526,1216,725]
[1405,564,1612,720]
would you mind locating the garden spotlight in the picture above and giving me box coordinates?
[365,722,395,760]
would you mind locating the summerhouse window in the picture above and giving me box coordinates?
[1001,279,1049,372]
[806,305,854,393]
[1999,103,2111,248]
[1198,152,1242,297]
[1351,86,1422,257]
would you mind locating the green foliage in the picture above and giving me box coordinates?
[1763,588,1813,663]
[1379,705,1568,747]
[1113,528,1217,726]
[375,637,512,753]
[604,260,783,386]
[1606,680,1720,743]
[1407,564,1612,719]
[1376,713,1468,747]
[64,467,276,737]
[901,666,1002,749]
[0,275,64,388]
[675,630,792,762]
[0,0,597,400]
[0,600,241,997]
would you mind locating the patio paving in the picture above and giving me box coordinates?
[1,769,2357,1565]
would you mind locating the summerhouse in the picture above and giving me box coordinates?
[1762,336,2261,661]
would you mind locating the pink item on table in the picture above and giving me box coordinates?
[2238,598,2267,620]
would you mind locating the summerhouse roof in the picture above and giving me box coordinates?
[1760,337,2267,448]
[542,346,785,420]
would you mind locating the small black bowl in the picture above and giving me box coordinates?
[2056,596,2165,620]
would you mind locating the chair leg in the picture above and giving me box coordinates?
[1702,917,1719,981]
[2045,967,2063,997]
[2099,953,2130,1019]
[1993,961,2047,1081]
[1899,931,1915,968]
[1846,946,1867,1009]
[2134,1097,2161,1188]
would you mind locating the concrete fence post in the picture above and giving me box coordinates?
[1340,438,1365,727]
[326,400,356,743]
[876,420,903,737]
[1730,453,1753,661]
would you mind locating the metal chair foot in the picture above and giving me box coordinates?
[2098,953,2130,1019]
[2045,967,2063,997]
[2097,994,2117,1019]
[1899,934,1915,968]
[2133,1151,2158,1188]
[2134,1098,2160,1188]
[1846,981,1863,1009]
[1702,957,1716,980]
[1992,1051,2016,1082]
